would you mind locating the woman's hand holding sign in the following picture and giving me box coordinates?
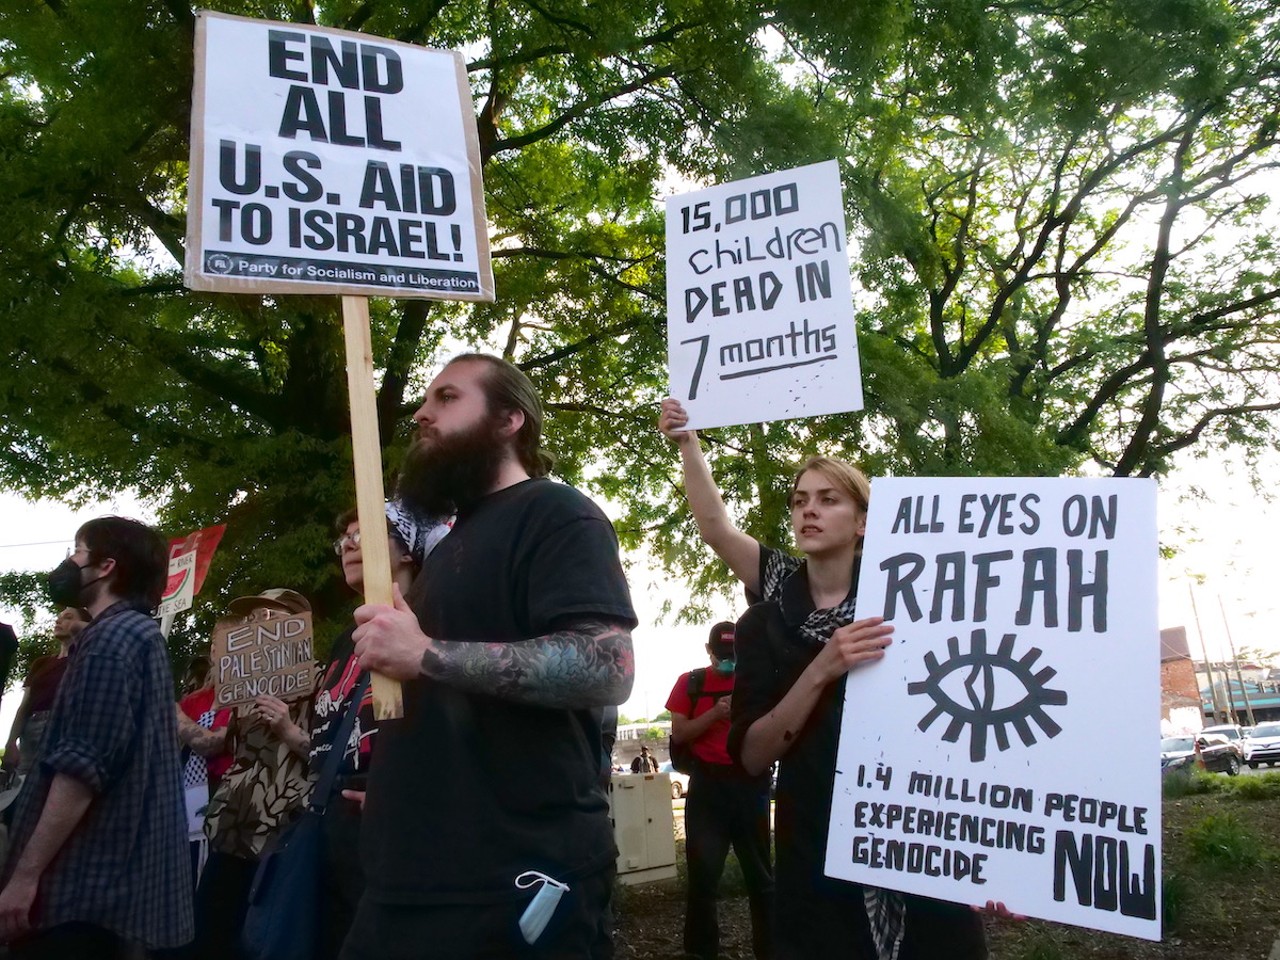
[806,617,894,686]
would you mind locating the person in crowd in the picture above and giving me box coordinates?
[659,399,992,960]
[630,744,660,774]
[2,607,91,780]
[176,656,234,889]
[666,621,773,960]
[349,353,637,959]
[0,624,17,711]
[191,590,313,960]
[598,705,619,789]
[265,501,446,960]
[0,516,192,956]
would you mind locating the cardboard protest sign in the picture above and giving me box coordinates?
[211,610,315,709]
[158,524,226,617]
[665,160,862,431]
[825,477,1160,940]
[186,11,493,300]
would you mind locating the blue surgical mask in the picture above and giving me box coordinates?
[715,658,735,675]
[515,871,569,944]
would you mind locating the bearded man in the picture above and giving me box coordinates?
[348,353,636,960]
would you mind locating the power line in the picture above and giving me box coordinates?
[0,540,70,550]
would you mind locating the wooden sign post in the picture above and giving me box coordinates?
[185,13,495,719]
[342,295,401,719]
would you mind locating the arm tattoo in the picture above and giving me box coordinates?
[419,617,635,709]
[176,710,228,758]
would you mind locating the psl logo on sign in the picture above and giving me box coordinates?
[824,477,1161,941]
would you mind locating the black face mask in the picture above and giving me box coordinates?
[48,557,107,608]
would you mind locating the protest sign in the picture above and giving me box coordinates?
[211,609,315,709]
[158,524,226,618]
[186,11,493,300]
[825,477,1160,940]
[158,551,196,618]
[665,160,862,431]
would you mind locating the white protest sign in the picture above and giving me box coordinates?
[825,477,1160,940]
[665,160,862,431]
[186,11,493,300]
[157,550,196,617]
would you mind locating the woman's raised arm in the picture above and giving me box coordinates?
[659,398,762,594]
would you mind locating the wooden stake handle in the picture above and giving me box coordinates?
[342,295,404,720]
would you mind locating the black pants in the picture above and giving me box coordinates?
[190,850,257,960]
[10,922,137,960]
[316,794,365,960]
[338,867,614,960]
[683,768,774,960]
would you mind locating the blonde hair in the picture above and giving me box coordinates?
[790,456,871,552]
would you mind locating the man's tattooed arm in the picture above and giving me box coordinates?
[419,618,635,709]
[175,707,228,757]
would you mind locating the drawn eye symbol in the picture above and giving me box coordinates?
[907,629,1068,763]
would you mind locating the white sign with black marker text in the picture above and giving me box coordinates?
[186,11,493,300]
[665,161,862,430]
[825,477,1160,940]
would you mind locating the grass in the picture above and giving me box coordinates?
[615,781,1280,959]
[1184,811,1264,870]
[1161,871,1189,932]
[1161,767,1280,800]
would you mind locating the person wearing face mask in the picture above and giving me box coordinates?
[665,622,774,960]
[0,517,192,957]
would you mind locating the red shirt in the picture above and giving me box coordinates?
[179,687,233,780]
[666,668,735,766]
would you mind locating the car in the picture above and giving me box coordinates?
[658,761,691,799]
[1202,723,1247,744]
[1243,721,1280,768]
[1161,734,1243,776]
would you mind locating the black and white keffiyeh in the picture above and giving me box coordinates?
[384,499,451,565]
[865,886,907,960]
[759,547,860,646]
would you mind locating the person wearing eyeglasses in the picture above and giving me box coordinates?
[226,503,446,960]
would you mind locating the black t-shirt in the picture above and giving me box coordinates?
[361,478,637,904]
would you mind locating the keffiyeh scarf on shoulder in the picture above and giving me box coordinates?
[760,548,862,647]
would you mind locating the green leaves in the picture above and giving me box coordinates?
[2,0,1278,633]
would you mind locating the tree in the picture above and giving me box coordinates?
[2,0,1279,652]
[0,0,804,653]
[630,0,1280,610]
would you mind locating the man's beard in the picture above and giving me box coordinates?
[396,414,509,517]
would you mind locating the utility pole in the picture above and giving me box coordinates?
[1190,584,1226,724]
[1220,595,1256,727]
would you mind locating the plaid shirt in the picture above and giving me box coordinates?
[6,601,193,948]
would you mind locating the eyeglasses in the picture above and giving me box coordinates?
[333,531,361,555]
